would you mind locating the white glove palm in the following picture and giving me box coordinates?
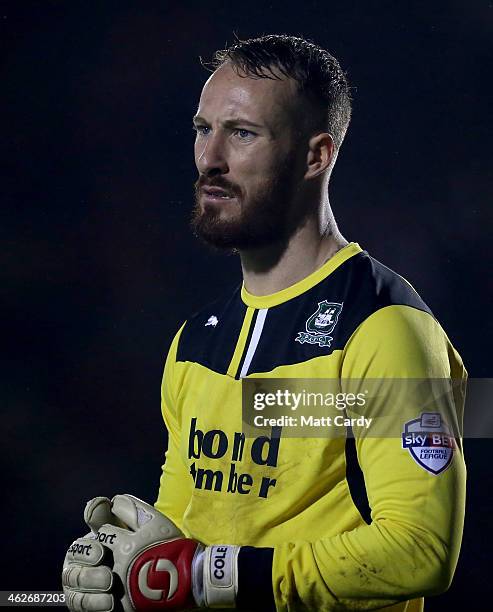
[62,494,238,611]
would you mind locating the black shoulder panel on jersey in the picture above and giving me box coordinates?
[176,285,247,375]
[247,251,433,374]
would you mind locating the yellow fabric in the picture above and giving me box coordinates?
[155,248,466,611]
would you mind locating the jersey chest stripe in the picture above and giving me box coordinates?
[234,309,259,379]
[226,306,256,377]
[239,308,268,378]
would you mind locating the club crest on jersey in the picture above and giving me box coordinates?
[295,301,343,348]
[402,412,456,475]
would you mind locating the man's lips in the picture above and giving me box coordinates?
[201,186,236,200]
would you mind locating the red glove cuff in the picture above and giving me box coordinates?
[128,539,199,610]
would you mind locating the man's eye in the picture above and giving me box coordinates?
[193,125,210,136]
[236,129,255,139]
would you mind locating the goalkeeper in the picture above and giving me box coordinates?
[62,35,466,611]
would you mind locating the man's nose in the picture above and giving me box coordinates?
[195,132,229,175]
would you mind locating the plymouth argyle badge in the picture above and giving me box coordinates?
[295,301,343,348]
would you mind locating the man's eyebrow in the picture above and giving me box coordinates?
[222,118,264,130]
[192,115,265,130]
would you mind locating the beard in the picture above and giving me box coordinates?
[190,159,305,252]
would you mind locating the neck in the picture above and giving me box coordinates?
[240,201,348,297]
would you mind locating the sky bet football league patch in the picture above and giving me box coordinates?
[402,412,456,475]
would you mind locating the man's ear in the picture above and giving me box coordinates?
[304,133,335,179]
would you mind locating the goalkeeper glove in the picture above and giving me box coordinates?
[62,494,241,611]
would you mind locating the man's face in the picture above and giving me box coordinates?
[191,62,308,250]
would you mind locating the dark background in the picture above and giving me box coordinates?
[2,0,492,608]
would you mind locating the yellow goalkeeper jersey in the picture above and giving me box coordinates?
[155,242,466,611]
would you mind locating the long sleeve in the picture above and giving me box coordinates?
[270,305,467,610]
[154,322,194,533]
